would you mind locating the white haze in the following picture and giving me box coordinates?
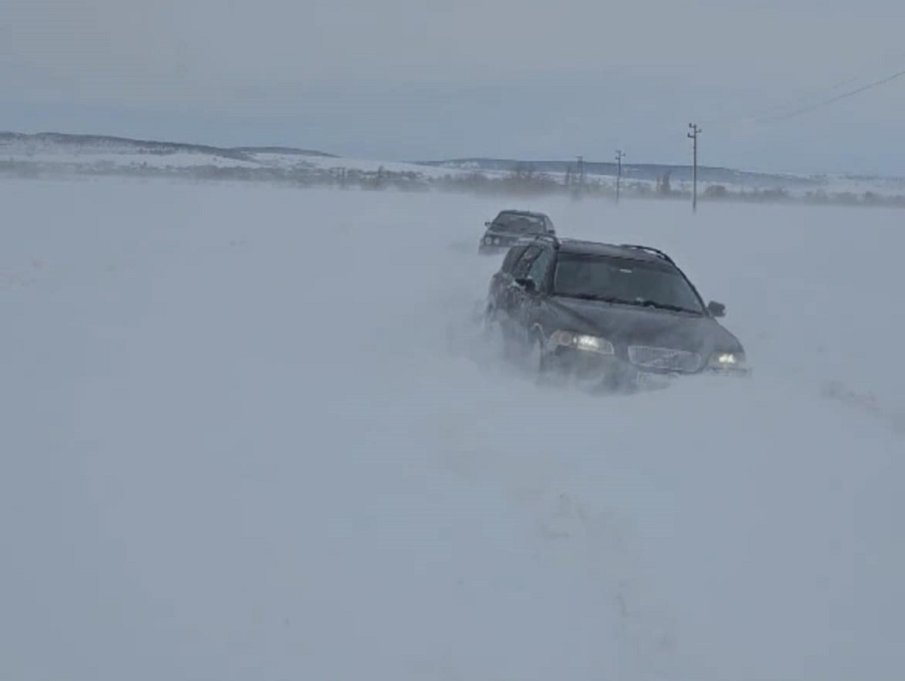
[1,178,903,680]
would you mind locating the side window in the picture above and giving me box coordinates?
[526,247,554,289]
[501,246,526,274]
[511,246,540,279]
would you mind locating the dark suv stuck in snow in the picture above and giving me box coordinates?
[479,210,555,254]
[485,235,747,390]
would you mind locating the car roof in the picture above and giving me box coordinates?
[511,236,679,268]
[555,238,673,265]
[495,210,549,219]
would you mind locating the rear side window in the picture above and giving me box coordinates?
[501,246,526,274]
[511,246,541,279]
[526,247,555,287]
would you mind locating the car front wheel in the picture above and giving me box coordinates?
[527,331,552,378]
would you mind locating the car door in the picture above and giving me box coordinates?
[488,245,526,309]
[498,245,541,327]
[513,245,556,338]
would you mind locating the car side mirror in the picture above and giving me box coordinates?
[484,221,491,227]
[515,277,536,293]
[707,301,726,318]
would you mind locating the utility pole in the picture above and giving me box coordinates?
[687,123,701,213]
[615,149,625,204]
[576,155,585,197]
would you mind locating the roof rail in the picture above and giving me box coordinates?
[619,244,675,264]
[512,233,559,249]
[533,233,560,248]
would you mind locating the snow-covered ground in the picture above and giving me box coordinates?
[1,178,902,681]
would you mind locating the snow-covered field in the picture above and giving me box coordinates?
[1,178,902,681]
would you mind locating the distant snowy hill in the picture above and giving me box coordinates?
[0,131,460,182]
[2,131,904,203]
[0,132,332,162]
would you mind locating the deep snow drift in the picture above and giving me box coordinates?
[1,178,902,681]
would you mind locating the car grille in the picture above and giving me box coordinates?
[627,345,703,373]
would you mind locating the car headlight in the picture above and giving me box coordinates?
[708,351,746,369]
[483,236,492,245]
[492,237,501,245]
[550,330,615,355]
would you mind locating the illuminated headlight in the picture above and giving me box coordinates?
[550,330,615,355]
[708,351,746,368]
[492,237,501,245]
[483,236,492,245]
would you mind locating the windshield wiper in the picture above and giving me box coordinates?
[561,292,626,303]
[560,292,699,313]
[634,299,700,314]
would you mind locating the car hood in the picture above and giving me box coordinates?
[547,295,743,355]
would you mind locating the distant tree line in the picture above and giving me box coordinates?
[3,159,905,209]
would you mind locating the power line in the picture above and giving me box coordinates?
[701,74,864,128]
[694,62,905,134]
[759,67,905,123]
[755,67,905,123]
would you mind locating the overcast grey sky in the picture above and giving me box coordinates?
[3,0,904,173]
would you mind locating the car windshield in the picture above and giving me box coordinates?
[553,254,704,313]
[491,213,546,233]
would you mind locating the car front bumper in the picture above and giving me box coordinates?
[545,347,749,392]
